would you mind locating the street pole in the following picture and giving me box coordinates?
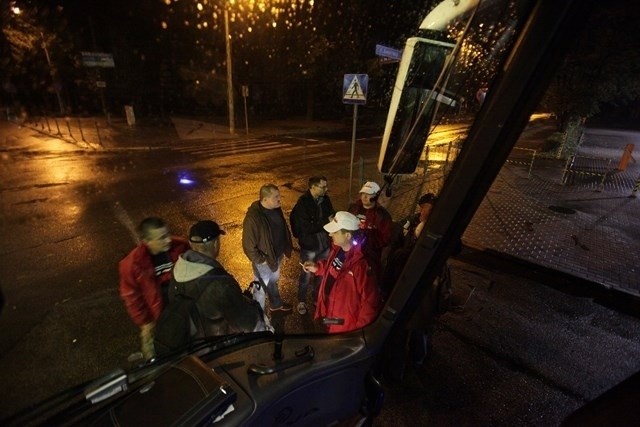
[41,32,65,114]
[348,104,358,202]
[224,9,235,135]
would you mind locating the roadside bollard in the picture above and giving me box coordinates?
[65,117,73,139]
[54,117,62,135]
[77,118,85,141]
[95,121,103,147]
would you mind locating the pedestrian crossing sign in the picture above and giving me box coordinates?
[343,74,368,105]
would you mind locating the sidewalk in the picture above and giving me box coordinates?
[463,127,640,297]
[16,115,352,151]
[380,122,640,300]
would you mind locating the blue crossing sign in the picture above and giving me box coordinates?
[342,74,368,105]
[375,44,403,61]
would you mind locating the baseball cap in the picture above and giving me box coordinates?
[189,220,226,243]
[324,211,360,233]
[359,181,380,195]
[418,193,437,205]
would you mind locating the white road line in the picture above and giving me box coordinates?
[177,141,293,155]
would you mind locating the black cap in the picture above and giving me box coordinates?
[189,220,226,243]
[418,193,437,205]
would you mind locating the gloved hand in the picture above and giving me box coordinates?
[140,322,156,361]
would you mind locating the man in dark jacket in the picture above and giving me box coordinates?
[242,184,293,312]
[169,220,269,340]
[119,217,189,360]
[290,176,335,315]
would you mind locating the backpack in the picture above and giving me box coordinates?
[154,292,200,356]
[154,270,227,356]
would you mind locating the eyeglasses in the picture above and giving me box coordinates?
[314,185,328,190]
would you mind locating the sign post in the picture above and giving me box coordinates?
[241,85,250,135]
[342,74,368,202]
[375,44,403,62]
[81,52,115,125]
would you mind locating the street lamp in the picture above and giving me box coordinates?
[40,32,65,114]
[223,8,235,135]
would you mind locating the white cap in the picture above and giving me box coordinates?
[359,181,380,195]
[324,211,360,233]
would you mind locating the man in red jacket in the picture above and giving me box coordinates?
[303,211,381,333]
[119,217,189,360]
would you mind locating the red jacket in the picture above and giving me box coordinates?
[118,237,189,327]
[347,200,393,264]
[314,244,381,333]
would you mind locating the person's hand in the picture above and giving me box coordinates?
[303,261,318,273]
[402,219,410,236]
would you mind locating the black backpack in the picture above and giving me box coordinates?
[154,271,226,356]
[154,292,200,356]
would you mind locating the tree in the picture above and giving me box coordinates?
[540,1,640,131]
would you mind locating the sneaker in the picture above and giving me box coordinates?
[270,303,293,312]
[297,302,308,315]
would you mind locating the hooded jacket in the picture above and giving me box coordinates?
[314,243,381,333]
[242,200,293,271]
[290,190,335,252]
[118,237,189,327]
[170,250,266,336]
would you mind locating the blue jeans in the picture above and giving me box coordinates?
[252,256,284,309]
[297,247,329,303]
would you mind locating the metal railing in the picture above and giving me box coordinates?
[561,154,613,192]
[17,115,108,149]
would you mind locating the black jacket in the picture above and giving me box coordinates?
[170,250,266,336]
[290,191,335,252]
[242,201,293,271]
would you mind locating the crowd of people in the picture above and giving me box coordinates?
[117,177,445,365]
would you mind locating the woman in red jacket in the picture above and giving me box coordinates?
[303,211,381,333]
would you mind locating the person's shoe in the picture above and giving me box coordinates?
[297,302,308,315]
[270,303,293,312]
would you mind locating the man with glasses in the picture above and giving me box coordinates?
[119,217,189,360]
[290,176,335,315]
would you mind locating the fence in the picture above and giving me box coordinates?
[423,139,463,191]
[560,154,613,191]
[18,115,109,149]
[506,147,537,178]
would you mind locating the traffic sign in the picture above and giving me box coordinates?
[81,52,115,68]
[375,44,403,61]
[342,74,368,105]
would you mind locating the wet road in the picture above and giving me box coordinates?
[0,121,384,418]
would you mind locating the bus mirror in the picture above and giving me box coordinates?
[378,37,456,175]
